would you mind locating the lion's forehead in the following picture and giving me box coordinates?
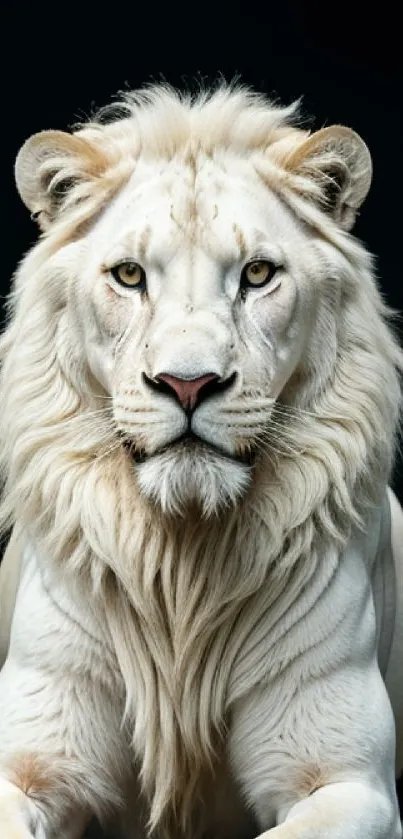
[88,153,302,269]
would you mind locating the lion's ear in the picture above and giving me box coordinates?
[282,126,372,231]
[15,130,107,230]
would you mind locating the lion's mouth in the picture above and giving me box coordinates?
[123,432,256,467]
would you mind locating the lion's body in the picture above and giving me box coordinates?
[0,489,402,839]
[0,85,402,838]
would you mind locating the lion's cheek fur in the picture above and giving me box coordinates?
[246,280,309,401]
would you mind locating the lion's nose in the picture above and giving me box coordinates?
[154,373,220,412]
[142,370,237,412]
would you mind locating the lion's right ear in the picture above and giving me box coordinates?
[269,125,372,231]
[15,130,107,230]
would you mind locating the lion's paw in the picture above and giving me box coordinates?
[0,777,43,839]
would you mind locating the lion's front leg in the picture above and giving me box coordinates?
[0,775,88,839]
[0,655,105,839]
[0,550,130,839]
[255,781,401,838]
[229,660,402,839]
[0,776,40,839]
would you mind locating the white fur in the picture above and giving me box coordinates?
[0,84,401,838]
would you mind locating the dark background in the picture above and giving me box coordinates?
[2,0,402,809]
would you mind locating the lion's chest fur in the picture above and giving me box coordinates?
[94,508,322,831]
[100,512,386,831]
[95,513,264,830]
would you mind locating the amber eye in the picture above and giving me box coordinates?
[110,262,146,289]
[241,260,278,289]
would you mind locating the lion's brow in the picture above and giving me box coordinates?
[103,226,153,264]
[232,223,248,261]
[138,225,152,262]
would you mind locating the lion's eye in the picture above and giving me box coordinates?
[241,260,278,290]
[110,262,146,289]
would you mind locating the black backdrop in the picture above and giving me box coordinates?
[1,0,403,814]
[2,3,402,467]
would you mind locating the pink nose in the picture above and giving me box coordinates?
[155,373,219,411]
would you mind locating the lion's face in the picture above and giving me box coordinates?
[67,153,319,511]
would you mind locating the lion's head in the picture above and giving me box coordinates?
[4,85,399,520]
[1,85,402,831]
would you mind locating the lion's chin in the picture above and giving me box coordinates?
[134,442,252,517]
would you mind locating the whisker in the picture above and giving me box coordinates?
[255,427,304,457]
[274,402,348,422]
[94,438,125,464]
[258,440,302,459]
[253,438,282,467]
[56,408,115,427]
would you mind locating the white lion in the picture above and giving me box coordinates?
[0,84,401,839]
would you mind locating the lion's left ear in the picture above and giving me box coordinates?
[14,130,107,231]
[282,126,372,231]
